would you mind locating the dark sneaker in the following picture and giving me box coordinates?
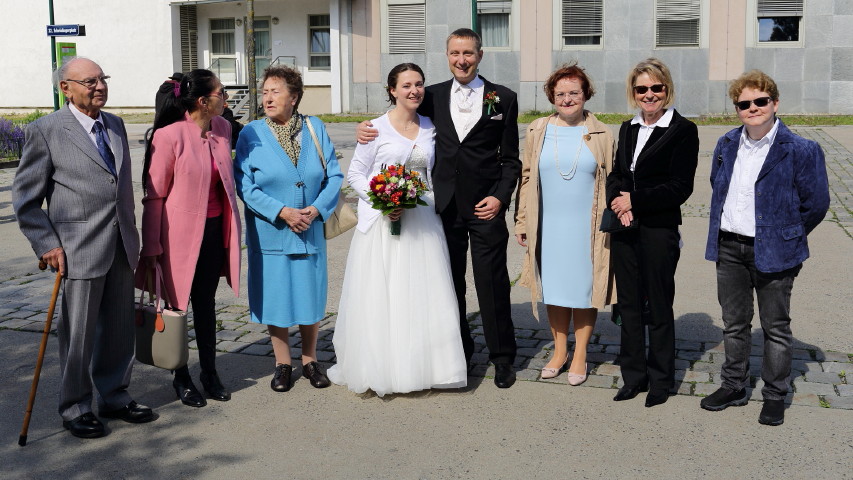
[758,399,785,426]
[700,387,748,411]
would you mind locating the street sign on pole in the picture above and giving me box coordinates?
[46,24,86,37]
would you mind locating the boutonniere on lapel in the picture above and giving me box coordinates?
[484,91,500,115]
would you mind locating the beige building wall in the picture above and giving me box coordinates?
[708,0,747,82]
[351,0,382,83]
[519,0,554,83]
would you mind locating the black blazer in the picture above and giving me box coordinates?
[419,77,521,214]
[605,109,699,227]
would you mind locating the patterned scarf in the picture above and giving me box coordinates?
[266,113,302,166]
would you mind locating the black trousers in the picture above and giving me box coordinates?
[440,199,516,365]
[176,216,225,378]
[611,225,680,389]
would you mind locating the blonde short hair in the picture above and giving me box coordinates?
[626,58,675,109]
[728,69,779,103]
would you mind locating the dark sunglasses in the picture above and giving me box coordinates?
[633,84,665,95]
[734,96,773,110]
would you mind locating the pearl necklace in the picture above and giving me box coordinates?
[552,120,588,181]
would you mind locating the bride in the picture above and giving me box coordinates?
[327,63,467,396]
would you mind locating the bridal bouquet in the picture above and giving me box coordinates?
[367,163,429,235]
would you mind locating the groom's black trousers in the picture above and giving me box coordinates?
[440,198,517,366]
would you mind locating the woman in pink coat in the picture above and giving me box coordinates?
[137,69,242,407]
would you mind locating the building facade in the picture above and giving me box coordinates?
[2,0,851,115]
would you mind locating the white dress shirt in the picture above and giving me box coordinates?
[68,104,113,153]
[450,75,484,142]
[720,119,780,237]
[629,108,674,172]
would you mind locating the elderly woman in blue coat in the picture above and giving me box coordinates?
[700,70,829,426]
[235,66,344,392]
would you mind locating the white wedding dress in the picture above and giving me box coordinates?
[327,114,467,396]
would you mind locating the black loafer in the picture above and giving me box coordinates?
[200,370,231,401]
[758,399,785,426]
[494,364,516,389]
[173,377,207,407]
[63,412,105,438]
[100,401,155,424]
[644,388,671,408]
[613,384,648,401]
[302,361,331,388]
[271,364,293,392]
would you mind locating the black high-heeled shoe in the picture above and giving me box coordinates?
[173,376,206,407]
[271,364,292,392]
[200,370,231,401]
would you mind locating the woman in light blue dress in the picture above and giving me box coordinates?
[515,63,615,386]
[235,66,343,393]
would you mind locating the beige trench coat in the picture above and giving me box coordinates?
[513,112,616,320]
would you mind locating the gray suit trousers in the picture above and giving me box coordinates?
[58,240,135,420]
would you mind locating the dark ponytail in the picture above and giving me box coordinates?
[142,69,218,192]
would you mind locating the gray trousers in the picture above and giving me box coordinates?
[57,244,135,420]
[716,236,801,401]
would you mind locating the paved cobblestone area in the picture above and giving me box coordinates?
[795,127,853,238]
[1,272,850,410]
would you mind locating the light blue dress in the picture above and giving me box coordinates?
[235,116,344,327]
[538,124,597,308]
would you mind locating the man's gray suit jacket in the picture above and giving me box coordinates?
[12,105,140,278]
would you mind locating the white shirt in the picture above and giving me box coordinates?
[720,119,780,237]
[450,76,484,142]
[629,108,674,171]
[68,103,112,153]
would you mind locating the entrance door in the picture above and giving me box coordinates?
[210,18,237,84]
[249,17,271,81]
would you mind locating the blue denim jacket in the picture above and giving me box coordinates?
[705,120,830,273]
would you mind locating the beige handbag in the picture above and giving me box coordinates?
[134,264,189,370]
[305,117,357,239]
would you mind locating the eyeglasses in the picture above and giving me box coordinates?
[734,96,773,110]
[208,90,229,100]
[633,84,665,95]
[64,76,110,89]
[554,91,584,101]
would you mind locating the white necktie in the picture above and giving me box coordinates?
[456,85,474,113]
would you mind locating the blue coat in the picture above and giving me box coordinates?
[705,120,830,273]
[235,116,343,256]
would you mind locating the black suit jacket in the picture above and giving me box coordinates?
[605,110,699,227]
[419,77,521,214]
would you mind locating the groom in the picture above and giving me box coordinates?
[359,28,520,388]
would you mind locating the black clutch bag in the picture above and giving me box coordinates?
[599,209,637,233]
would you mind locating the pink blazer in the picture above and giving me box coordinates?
[136,114,241,310]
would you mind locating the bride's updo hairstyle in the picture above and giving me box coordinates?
[386,63,425,105]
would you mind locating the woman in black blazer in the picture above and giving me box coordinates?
[605,58,699,407]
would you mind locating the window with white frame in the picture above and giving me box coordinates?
[477,0,511,48]
[210,18,236,83]
[757,0,802,43]
[309,14,331,70]
[655,0,700,47]
[387,0,426,54]
[561,0,602,46]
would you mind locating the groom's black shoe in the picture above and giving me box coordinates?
[494,364,516,388]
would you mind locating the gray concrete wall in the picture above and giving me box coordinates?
[346,0,853,115]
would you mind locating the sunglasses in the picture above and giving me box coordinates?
[734,96,773,110]
[633,84,665,95]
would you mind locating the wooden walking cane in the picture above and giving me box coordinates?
[18,261,62,446]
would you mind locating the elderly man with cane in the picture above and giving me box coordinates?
[13,57,154,439]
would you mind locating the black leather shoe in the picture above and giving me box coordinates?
[271,364,293,392]
[302,361,331,388]
[63,412,105,438]
[200,370,231,401]
[100,401,155,424]
[494,364,516,389]
[613,384,648,401]
[758,399,785,426]
[644,388,671,408]
[700,387,748,411]
[173,377,206,407]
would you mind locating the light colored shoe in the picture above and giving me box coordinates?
[540,355,568,379]
[567,363,588,386]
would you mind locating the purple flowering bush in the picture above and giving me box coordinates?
[0,118,26,160]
